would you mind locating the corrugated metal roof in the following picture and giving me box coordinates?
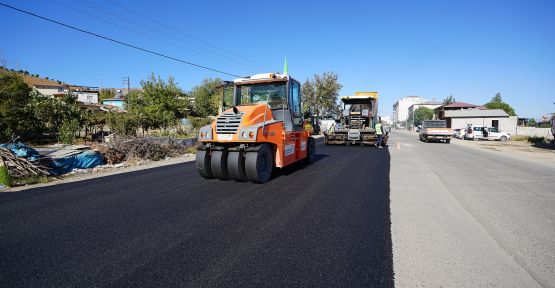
[444,109,509,118]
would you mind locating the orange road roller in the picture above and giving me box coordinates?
[196,73,316,183]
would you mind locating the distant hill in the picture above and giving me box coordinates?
[1,67,67,87]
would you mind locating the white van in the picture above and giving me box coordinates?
[465,126,510,141]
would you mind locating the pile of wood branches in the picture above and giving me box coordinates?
[116,139,174,161]
[102,148,126,164]
[0,147,50,178]
[94,136,190,164]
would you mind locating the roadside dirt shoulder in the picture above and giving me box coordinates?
[394,129,555,167]
[450,138,555,167]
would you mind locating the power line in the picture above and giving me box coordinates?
[46,0,257,74]
[0,2,243,78]
[83,0,267,72]
[98,0,272,72]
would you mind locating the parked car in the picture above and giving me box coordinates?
[452,128,465,139]
[465,126,510,141]
[464,126,481,140]
[485,127,511,141]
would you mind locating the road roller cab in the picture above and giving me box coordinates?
[196,73,316,183]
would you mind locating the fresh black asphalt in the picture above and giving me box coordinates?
[0,143,394,287]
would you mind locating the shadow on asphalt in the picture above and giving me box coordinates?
[272,153,330,178]
[532,142,555,150]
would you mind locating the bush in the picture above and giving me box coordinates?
[106,113,138,136]
[511,135,548,144]
[188,116,213,129]
[0,164,12,187]
[59,119,79,144]
[528,136,547,144]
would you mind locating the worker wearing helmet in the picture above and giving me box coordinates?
[375,117,384,148]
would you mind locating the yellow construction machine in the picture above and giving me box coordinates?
[324,92,387,146]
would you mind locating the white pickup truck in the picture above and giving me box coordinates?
[419,120,453,143]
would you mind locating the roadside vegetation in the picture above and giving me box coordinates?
[301,72,343,117]
[0,69,227,144]
[407,107,434,127]
[484,93,516,116]
[511,135,551,144]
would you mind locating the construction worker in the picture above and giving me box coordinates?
[375,117,384,148]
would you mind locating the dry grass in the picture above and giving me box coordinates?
[510,135,528,142]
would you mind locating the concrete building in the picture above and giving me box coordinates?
[23,76,67,97]
[101,97,126,109]
[392,96,425,128]
[68,86,99,104]
[22,75,99,104]
[444,109,517,134]
[435,102,485,120]
[407,101,443,124]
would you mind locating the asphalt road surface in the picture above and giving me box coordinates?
[2,132,554,288]
[390,131,554,288]
[0,140,394,288]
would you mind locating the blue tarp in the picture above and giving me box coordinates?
[0,142,40,161]
[51,150,105,175]
[1,142,105,175]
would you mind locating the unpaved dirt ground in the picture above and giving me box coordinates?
[450,137,555,167]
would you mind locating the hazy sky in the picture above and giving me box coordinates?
[1,0,554,118]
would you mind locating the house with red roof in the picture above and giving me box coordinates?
[434,102,485,120]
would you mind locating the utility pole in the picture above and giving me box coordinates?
[122,76,130,95]
[412,105,416,131]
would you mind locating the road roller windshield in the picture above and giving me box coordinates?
[236,82,287,110]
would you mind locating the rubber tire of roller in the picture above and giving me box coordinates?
[227,151,248,181]
[245,144,273,184]
[211,150,230,180]
[196,150,214,179]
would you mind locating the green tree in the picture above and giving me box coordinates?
[27,90,83,142]
[301,78,315,114]
[301,72,342,116]
[0,71,33,141]
[484,92,516,116]
[59,118,80,144]
[190,78,222,117]
[408,107,434,126]
[83,111,107,138]
[527,118,536,127]
[99,88,116,101]
[105,112,138,136]
[126,74,189,131]
[443,94,456,105]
